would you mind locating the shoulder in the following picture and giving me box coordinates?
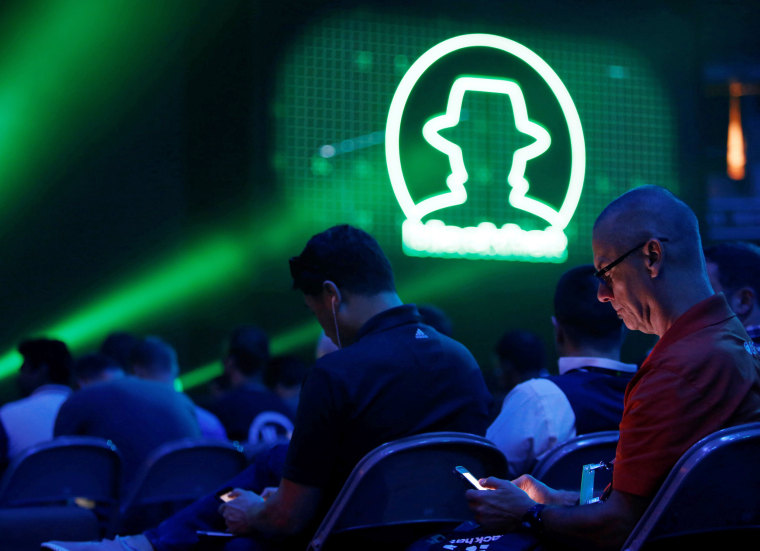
[495,379,566,418]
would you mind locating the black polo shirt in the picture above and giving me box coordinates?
[283,304,491,502]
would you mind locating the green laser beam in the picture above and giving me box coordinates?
[0,1,207,212]
[0,235,246,381]
[0,206,314,382]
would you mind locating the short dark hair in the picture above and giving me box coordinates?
[17,338,73,385]
[704,241,760,295]
[228,325,270,377]
[74,353,122,382]
[130,336,178,376]
[494,330,546,379]
[554,264,623,345]
[99,331,140,370]
[290,225,395,296]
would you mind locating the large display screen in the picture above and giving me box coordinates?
[274,9,679,265]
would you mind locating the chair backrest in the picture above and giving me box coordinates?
[307,431,508,551]
[531,431,619,492]
[622,422,760,550]
[117,437,247,533]
[248,411,294,446]
[0,436,122,508]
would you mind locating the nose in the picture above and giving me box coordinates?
[597,281,613,302]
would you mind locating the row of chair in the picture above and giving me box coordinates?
[0,436,248,546]
[2,423,758,550]
[307,423,760,550]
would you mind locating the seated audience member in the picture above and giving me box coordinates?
[209,326,294,442]
[454,186,760,550]
[131,336,227,440]
[486,329,547,420]
[487,265,635,476]
[99,331,140,371]
[704,240,760,343]
[54,352,201,487]
[45,224,492,551]
[262,355,310,418]
[0,338,72,460]
[73,353,125,388]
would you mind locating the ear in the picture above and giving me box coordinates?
[551,316,564,345]
[322,280,342,307]
[730,287,755,318]
[644,238,664,278]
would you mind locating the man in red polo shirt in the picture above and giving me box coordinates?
[462,186,760,550]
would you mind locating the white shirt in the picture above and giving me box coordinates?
[0,384,72,459]
[486,357,636,477]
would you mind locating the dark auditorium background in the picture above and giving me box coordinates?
[1,0,759,402]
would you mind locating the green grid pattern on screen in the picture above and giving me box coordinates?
[272,9,678,259]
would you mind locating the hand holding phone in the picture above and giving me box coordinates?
[454,465,488,490]
[216,486,236,503]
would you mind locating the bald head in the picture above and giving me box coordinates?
[594,185,705,274]
[592,186,713,336]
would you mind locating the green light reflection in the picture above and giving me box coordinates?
[0,205,313,383]
[0,1,203,213]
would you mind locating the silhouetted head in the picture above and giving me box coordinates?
[263,355,310,391]
[130,336,179,383]
[17,338,72,396]
[554,264,625,352]
[225,325,270,382]
[704,241,760,327]
[73,352,124,388]
[492,329,546,395]
[99,331,140,371]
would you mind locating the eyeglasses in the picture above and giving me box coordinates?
[594,238,668,288]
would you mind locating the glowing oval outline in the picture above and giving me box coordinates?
[385,33,585,230]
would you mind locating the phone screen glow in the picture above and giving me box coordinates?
[455,466,487,490]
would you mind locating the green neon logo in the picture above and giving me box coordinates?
[386,34,586,261]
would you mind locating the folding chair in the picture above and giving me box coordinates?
[307,431,508,551]
[115,437,247,534]
[622,422,760,550]
[531,430,619,492]
[248,410,294,446]
[0,435,122,509]
[0,436,122,548]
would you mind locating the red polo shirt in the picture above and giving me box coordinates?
[613,293,760,497]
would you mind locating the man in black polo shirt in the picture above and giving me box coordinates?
[219,225,491,545]
[45,224,491,551]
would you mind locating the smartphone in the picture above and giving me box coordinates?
[454,465,487,490]
[196,530,234,538]
[215,486,235,503]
